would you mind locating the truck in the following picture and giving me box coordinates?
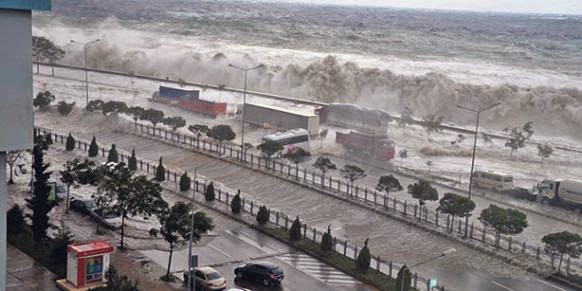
[335,130,395,161]
[533,178,582,209]
[153,85,227,118]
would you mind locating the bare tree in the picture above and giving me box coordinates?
[7,151,23,184]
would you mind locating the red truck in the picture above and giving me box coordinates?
[336,131,395,161]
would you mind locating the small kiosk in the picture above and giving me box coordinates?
[57,241,115,290]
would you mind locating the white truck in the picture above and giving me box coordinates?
[533,178,582,209]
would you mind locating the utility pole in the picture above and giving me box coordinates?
[456,102,500,238]
[228,64,261,161]
[70,39,100,105]
[187,167,197,291]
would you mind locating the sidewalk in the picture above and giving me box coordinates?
[6,244,59,291]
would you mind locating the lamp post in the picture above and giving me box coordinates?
[70,39,100,105]
[456,102,500,238]
[400,248,456,291]
[187,167,197,291]
[228,64,261,161]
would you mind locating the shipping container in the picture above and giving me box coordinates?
[244,103,320,135]
[158,86,200,100]
[322,103,391,135]
[336,131,395,161]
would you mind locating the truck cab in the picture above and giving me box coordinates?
[534,178,561,200]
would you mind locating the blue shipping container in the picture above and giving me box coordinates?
[159,86,200,101]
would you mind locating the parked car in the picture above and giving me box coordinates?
[234,262,284,287]
[227,289,251,291]
[183,267,227,291]
[69,198,97,215]
[92,208,122,229]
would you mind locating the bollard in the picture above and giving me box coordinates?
[374,191,377,205]
[285,216,289,229]
[139,160,143,170]
[313,227,316,241]
[446,215,451,231]
[436,211,439,226]
[403,201,407,216]
[383,195,387,208]
[365,187,368,201]
[250,202,254,215]
[276,212,279,226]
[389,262,393,278]
[522,242,526,254]
[218,188,222,201]
[343,240,347,256]
[393,197,397,212]
[414,205,417,218]
[303,224,307,238]
[333,237,337,252]
[508,237,513,252]
[470,222,474,238]
[242,198,245,212]
[354,246,358,259]
[458,219,462,233]
[226,192,230,205]
[482,227,487,242]
[376,256,380,272]
[566,257,571,274]
[414,272,418,289]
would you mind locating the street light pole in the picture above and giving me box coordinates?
[228,64,261,161]
[456,103,500,238]
[70,39,100,105]
[400,248,456,291]
[187,167,197,291]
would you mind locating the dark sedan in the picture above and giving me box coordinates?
[234,262,284,287]
[69,198,97,215]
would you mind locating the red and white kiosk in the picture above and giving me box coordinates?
[57,240,115,290]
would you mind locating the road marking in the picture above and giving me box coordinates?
[491,280,514,291]
[277,252,361,286]
[535,278,567,291]
[225,229,278,254]
[207,243,235,259]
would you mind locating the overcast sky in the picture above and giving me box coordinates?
[277,0,582,15]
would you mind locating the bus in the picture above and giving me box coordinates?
[471,170,514,191]
[261,128,310,157]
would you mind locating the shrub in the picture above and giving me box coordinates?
[50,229,74,265]
[205,182,215,201]
[289,216,302,241]
[45,133,53,145]
[107,144,119,163]
[128,149,137,171]
[88,136,99,157]
[7,205,25,237]
[155,157,166,181]
[33,91,55,109]
[356,238,371,272]
[57,101,75,116]
[320,225,333,252]
[396,265,412,291]
[231,190,242,214]
[65,133,75,151]
[256,205,269,225]
[86,100,104,112]
[179,172,191,191]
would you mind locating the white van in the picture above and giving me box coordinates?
[471,170,514,191]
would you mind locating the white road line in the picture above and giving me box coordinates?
[276,254,361,286]
[491,281,515,291]
[207,243,235,260]
[535,278,567,291]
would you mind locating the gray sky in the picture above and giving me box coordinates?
[278,0,582,15]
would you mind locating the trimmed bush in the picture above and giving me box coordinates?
[290,216,302,241]
[256,205,269,225]
[107,144,119,163]
[45,133,53,145]
[320,225,333,252]
[7,205,25,236]
[396,265,412,291]
[179,172,191,191]
[231,190,242,214]
[88,136,99,157]
[57,101,75,116]
[65,133,75,151]
[128,149,137,171]
[205,182,215,201]
[50,229,74,265]
[86,99,104,112]
[155,157,166,181]
[356,238,371,272]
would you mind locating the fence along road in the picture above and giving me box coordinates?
[34,121,575,291]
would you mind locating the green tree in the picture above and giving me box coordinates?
[46,40,65,77]
[65,133,76,151]
[284,147,310,165]
[102,101,128,116]
[33,91,55,110]
[313,157,336,187]
[179,172,191,191]
[231,190,242,214]
[407,180,439,209]
[396,265,412,291]
[86,100,104,112]
[207,124,236,151]
[6,151,22,184]
[289,216,302,241]
[60,159,95,212]
[50,229,74,265]
[26,145,55,243]
[537,143,554,164]
[339,164,366,195]
[320,225,333,252]
[32,36,64,76]
[57,101,75,116]
[437,193,475,231]
[7,204,25,237]
[398,149,408,167]
[421,114,444,134]
[88,136,99,157]
[150,202,214,280]
[356,238,371,272]
[504,121,534,157]
[205,182,215,201]
[127,149,137,172]
[95,167,167,249]
[107,144,119,163]
[258,140,284,169]
[256,205,269,225]
[542,231,582,273]
[479,204,528,247]
[163,116,186,131]
[141,108,165,129]
[126,106,145,128]
[155,157,166,182]
[188,124,210,136]
[91,266,139,291]
[375,175,403,197]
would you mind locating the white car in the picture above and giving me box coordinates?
[184,266,227,291]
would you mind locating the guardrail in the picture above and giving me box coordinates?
[35,126,438,291]
[116,121,581,276]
